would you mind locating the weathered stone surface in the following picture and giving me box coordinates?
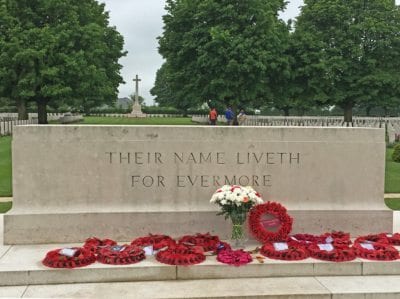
[4,125,389,244]
[21,277,331,298]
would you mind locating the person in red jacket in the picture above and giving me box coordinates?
[209,108,218,125]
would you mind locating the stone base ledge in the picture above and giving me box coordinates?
[3,210,393,245]
[0,241,400,287]
[5,275,400,298]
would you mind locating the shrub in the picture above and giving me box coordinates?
[393,143,400,163]
[142,106,181,115]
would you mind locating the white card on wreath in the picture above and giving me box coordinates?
[360,243,375,250]
[59,248,78,257]
[317,244,334,251]
[143,245,154,256]
[273,242,289,251]
[325,236,334,243]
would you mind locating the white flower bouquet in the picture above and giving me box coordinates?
[210,185,264,246]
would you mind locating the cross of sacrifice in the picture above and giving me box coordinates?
[132,74,141,104]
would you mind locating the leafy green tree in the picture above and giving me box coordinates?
[0,0,126,123]
[150,62,175,107]
[155,0,287,116]
[294,0,400,122]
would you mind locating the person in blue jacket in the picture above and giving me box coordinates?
[225,106,234,125]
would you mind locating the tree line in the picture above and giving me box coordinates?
[0,0,126,123]
[1,0,399,123]
[151,0,400,121]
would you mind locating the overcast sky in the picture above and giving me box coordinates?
[99,0,303,104]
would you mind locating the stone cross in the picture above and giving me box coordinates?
[133,74,141,104]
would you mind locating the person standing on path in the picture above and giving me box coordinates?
[237,109,247,126]
[209,107,218,125]
[225,106,234,125]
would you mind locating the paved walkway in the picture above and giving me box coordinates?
[385,194,400,199]
[0,197,12,203]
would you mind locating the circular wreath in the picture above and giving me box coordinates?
[355,234,389,245]
[131,234,175,250]
[290,233,326,245]
[42,247,96,268]
[178,233,220,252]
[248,201,293,243]
[308,243,355,262]
[213,241,232,254]
[387,233,400,246]
[324,231,351,245]
[260,242,309,261]
[386,233,400,246]
[97,244,146,265]
[83,237,117,254]
[291,231,352,248]
[217,249,253,266]
[354,233,400,246]
[352,242,399,261]
[156,244,205,265]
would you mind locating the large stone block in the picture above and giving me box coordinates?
[4,125,390,244]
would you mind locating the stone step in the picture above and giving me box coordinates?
[1,242,400,287]
[3,276,400,298]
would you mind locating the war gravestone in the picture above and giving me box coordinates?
[4,125,390,244]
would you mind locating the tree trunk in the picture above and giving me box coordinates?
[343,102,353,124]
[366,106,371,117]
[384,107,389,117]
[83,103,90,116]
[283,107,290,116]
[17,98,28,120]
[231,103,239,126]
[37,100,48,124]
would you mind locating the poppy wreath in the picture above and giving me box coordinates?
[156,244,206,266]
[308,243,356,262]
[178,233,221,252]
[131,234,175,250]
[352,242,399,261]
[324,231,352,246]
[83,237,117,254]
[289,233,326,246]
[97,244,146,265]
[217,249,253,266]
[355,233,400,246]
[213,241,232,254]
[291,231,352,248]
[260,242,309,261]
[42,247,96,268]
[354,234,390,245]
[387,233,400,246]
[248,201,293,243]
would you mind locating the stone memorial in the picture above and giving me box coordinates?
[129,74,146,118]
[4,125,390,244]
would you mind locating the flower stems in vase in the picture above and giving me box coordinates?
[210,185,263,248]
[230,211,248,248]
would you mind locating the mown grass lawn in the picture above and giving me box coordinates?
[0,201,12,213]
[385,148,400,193]
[82,116,195,125]
[0,136,12,197]
[385,198,400,210]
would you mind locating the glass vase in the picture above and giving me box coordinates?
[229,211,248,248]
